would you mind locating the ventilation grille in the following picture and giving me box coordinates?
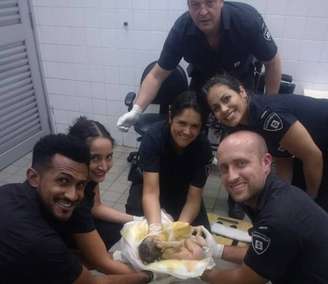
[0,41,41,154]
[0,0,21,27]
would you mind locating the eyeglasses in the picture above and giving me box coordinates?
[188,0,217,12]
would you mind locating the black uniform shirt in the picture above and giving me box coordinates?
[138,121,213,213]
[243,175,328,284]
[67,180,97,234]
[247,94,328,156]
[158,2,277,82]
[0,182,82,284]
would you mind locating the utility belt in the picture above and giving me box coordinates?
[187,57,261,93]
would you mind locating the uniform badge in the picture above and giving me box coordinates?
[263,112,283,132]
[233,61,240,68]
[262,23,272,41]
[252,231,271,255]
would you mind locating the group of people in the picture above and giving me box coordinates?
[1,0,328,283]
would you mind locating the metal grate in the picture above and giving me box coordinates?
[0,40,41,154]
[0,0,20,27]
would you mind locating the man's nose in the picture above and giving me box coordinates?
[199,3,209,15]
[227,167,239,181]
[64,186,79,201]
[200,6,208,16]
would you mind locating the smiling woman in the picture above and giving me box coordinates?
[126,91,213,242]
[68,117,140,248]
[65,116,141,274]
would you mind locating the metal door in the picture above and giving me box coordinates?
[0,0,51,169]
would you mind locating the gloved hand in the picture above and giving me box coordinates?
[192,226,224,259]
[117,104,142,132]
[148,223,162,236]
[132,215,144,221]
[146,223,166,242]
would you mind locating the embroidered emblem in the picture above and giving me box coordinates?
[260,110,268,120]
[252,231,271,255]
[233,61,240,68]
[262,23,272,41]
[258,226,268,230]
[263,113,283,132]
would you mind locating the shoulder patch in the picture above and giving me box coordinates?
[252,231,271,255]
[263,112,283,132]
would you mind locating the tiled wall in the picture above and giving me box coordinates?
[31,0,328,146]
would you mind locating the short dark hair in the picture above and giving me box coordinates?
[138,237,162,264]
[68,116,114,146]
[203,73,242,96]
[32,134,90,171]
[170,90,205,125]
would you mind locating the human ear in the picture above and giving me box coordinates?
[239,86,248,98]
[263,153,272,174]
[26,168,40,188]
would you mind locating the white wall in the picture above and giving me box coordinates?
[31,0,328,146]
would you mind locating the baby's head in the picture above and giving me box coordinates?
[138,237,162,264]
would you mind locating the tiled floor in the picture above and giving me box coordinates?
[0,145,229,218]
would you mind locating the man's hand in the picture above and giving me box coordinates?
[117,104,142,132]
[192,226,224,258]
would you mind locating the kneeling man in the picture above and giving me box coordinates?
[203,130,328,284]
[0,134,151,284]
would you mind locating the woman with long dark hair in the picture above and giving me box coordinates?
[204,74,328,211]
[68,117,141,274]
[126,91,213,239]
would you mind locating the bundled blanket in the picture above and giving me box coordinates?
[114,212,216,280]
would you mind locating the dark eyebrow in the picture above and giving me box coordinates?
[221,92,230,98]
[57,172,74,179]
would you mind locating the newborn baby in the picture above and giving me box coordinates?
[138,227,208,264]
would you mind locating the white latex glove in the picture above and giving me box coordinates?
[117,104,142,132]
[132,215,144,221]
[195,227,224,259]
[148,223,162,236]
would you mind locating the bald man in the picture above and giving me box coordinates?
[202,130,328,284]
